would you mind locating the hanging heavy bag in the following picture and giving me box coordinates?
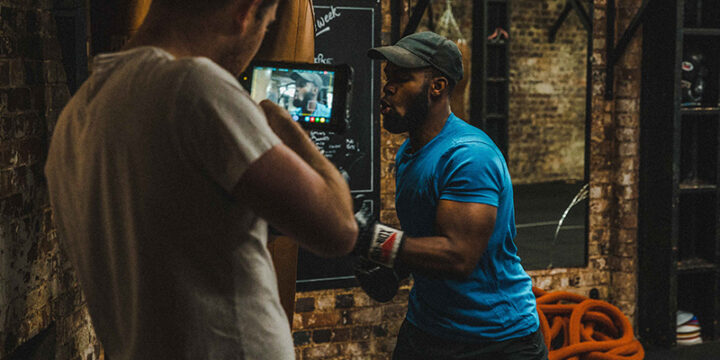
[436,0,470,121]
[253,0,316,325]
[452,39,471,121]
[254,0,316,62]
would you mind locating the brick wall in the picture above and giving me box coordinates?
[0,0,643,359]
[291,283,411,360]
[509,0,587,184]
[0,2,100,359]
[293,0,643,358]
[590,0,642,319]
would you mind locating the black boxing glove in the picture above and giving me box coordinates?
[354,257,410,303]
[353,212,406,268]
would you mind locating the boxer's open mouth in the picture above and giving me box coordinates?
[380,99,392,115]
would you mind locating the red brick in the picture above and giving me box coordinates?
[295,297,315,312]
[335,294,354,309]
[350,307,381,324]
[341,342,372,357]
[381,303,406,319]
[8,88,31,112]
[0,60,9,86]
[332,328,350,342]
[293,331,311,346]
[304,311,342,328]
[312,329,332,343]
[315,294,335,310]
[303,343,341,359]
[351,326,372,341]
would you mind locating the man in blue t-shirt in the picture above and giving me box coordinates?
[352,32,547,359]
[290,71,331,118]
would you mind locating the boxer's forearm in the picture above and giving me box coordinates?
[263,103,354,225]
[258,100,357,255]
[398,235,481,279]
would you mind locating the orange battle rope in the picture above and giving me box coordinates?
[533,287,645,360]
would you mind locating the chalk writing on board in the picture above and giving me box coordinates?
[296,0,380,290]
[314,53,333,64]
[312,4,378,193]
[315,6,342,36]
[310,130,366,183]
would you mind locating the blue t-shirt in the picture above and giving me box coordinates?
[396,114,539,342]
[291,102,331,117]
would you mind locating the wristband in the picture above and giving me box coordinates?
[367,223,405,267]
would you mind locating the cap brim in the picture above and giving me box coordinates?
[291,72,320,87]
[367,46,430,68]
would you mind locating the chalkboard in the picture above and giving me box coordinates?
[296,0,382,290]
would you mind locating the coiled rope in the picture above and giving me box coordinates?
[534,287,645,360]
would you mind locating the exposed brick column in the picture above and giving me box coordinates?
[0,2,100,359]
[590,0,642,321]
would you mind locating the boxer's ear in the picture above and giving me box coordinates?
[430,77,449,97]
[234,0,265,33]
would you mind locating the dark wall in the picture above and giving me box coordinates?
[0,1,101,359]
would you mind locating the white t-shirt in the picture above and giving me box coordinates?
[45,47,294,359]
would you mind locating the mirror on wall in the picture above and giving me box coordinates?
[507,0,591,269]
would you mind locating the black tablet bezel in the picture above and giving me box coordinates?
[240,61,353,133]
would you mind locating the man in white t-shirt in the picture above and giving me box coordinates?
[44,1,358,359]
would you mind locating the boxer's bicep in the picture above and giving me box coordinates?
[435,199,496,274]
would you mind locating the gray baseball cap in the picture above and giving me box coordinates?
[291,71,323,88]
[367,31,463,82]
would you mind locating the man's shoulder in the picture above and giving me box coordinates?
[167,58,259,116]
[437,129,506,174]
[442,120,500,155]
[177,57,244,94]
[94,48,243,101]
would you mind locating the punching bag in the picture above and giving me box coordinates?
[255,0,316,62]
[436,0,470,121]
[128,0,152,34]
[255,0,317,326]
[452,39,471,121]
[89,0,152,54]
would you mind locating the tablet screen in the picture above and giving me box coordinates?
[248,66,336,126]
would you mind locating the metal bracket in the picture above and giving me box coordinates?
[391,0,433,43]
[605,0,651,99]
[549,0,591,43]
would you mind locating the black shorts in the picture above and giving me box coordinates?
[392,318,548,360]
